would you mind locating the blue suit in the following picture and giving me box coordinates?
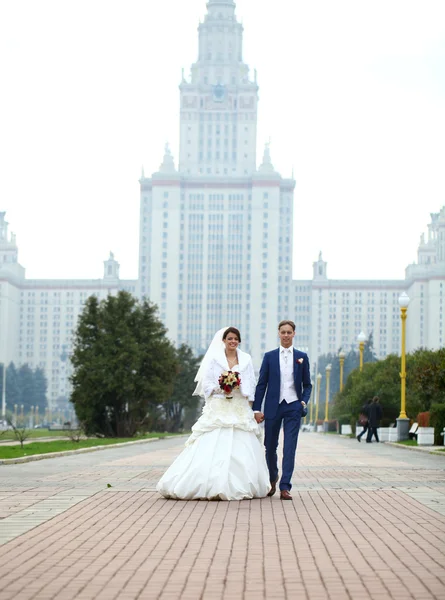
[253,348,312,491]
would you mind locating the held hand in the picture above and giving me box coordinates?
[301,401,307,409]
[254,412,265,424]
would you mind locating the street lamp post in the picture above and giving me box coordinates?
[324,364,332,432]
[1,363,5,419]
[357,331,366,371]
[339,350,346,392]
[397,292,410,441]
[315,373,322,425]
[309,380,314,425]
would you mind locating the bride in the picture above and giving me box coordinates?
[157,326,271,500]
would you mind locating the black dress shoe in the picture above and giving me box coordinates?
[267,477,278,497]
[357,436,361,442]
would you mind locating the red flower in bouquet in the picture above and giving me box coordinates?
[218,370,241,399]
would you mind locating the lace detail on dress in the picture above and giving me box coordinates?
[185,390,261,446]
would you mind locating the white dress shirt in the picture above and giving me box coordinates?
[279,346,298,404]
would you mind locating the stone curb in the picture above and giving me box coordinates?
[0,435,188,465]
[384,441,445,456]
[341,434,445,455]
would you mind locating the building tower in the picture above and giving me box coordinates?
[138,0,295,366]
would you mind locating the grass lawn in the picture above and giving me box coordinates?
[0,432,183,459]
[397,439,418,446]
[0,428,71,441]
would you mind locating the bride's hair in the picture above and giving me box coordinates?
[223,327,241,343]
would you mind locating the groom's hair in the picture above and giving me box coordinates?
[278,320,296,331]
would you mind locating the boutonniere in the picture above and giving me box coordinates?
[296,358,304,364]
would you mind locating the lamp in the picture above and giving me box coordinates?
[398,292,410,424]
[324,364,332,427]
[357,331,366,371]
[339,350,346,392]
[315,373,322,424]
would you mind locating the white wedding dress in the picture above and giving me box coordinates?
[157,349,271,501]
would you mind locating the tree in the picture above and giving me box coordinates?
[70,291,178,437]
[332,355,402,427]
[163,344,203,432]
[5,363,20,407]
[0,363,48,418]
[407,348,445,414]
[33,368,48,412]
[7,416,31,448]
[331,348,445,429]
[364,332,378,364]
[17,364,35,413]
[316,333,378,407]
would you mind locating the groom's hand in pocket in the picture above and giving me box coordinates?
[254,412,265,424]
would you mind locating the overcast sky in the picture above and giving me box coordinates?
[1,0,444,282]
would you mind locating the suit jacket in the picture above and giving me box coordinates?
[367,403,383,427]
[252,348,312,419]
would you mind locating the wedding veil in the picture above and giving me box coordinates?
[192,326,229,397]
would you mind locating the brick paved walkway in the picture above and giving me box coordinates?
[0,433,444,600]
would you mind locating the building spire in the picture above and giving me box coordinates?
[103,252,120,280]
[206,0,235,6]
[258,139,275,173]
[204,0,237,22]
[159,143,177,174]
[0,212,8,242]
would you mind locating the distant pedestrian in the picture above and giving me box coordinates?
[366,396,383,443]
[357,399,372,442]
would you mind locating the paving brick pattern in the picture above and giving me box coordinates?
[0,434,444,599]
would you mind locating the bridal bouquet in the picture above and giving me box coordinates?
[218,371,241,399]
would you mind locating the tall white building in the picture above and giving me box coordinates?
[1,1,443,415]
[292,207,445,365]
[0,212,137,409]
[139,0,444,369]
[139,0,295,366]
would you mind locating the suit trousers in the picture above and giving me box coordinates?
[366,427,379,442]
[357,423,369,439]
[264,399,303,491]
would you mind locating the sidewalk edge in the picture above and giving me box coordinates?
[384,441,445,455]
[0,435,188,465]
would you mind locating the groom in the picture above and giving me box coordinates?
[253,320,312,500]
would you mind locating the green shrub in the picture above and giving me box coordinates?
[430,403,445,445]
[350,415,357,434]
[327,420,337,432]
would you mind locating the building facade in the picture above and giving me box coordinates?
[292,207,445,367]
[138,0,295,366]
[138,0,444,368]
[1,1,443,415]
[0,212,137,409]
